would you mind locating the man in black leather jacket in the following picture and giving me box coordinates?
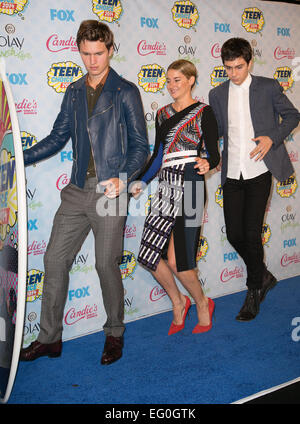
[20,20,149,365]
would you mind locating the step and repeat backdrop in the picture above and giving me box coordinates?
[0,0,299,346]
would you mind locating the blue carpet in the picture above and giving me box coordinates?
[7,276,300,404]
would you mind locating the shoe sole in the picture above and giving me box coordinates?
[20,351,61,361]
[101,354,122,365]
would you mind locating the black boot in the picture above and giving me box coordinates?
[260,267,277,302]
[236,288,260,321]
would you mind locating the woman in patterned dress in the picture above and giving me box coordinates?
[132,60,220,334]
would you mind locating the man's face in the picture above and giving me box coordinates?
[79,39,113,81]
[223,57,252,86]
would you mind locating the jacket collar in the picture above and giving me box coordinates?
[73,67,121,92]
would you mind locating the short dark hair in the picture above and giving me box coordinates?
[221,38,252,64]
[76,20,114,51]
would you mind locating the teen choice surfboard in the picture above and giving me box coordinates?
[0,58,27,404]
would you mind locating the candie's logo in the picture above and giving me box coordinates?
[26,269,44,302]
[47,61,83,93]
[196,236,208,262]
[210,66,228,87]
[261,223,271,245]
[64,304,98,326]
[171,1,199,29]
[220,266,244,283]
[241,7,265,34]
[92,0,123,23]
[56,173,70,191]
[215,184,223,208]
[274,47,295,60]
[119,250,136,280]
[273,67,294,91]
[138,64,166,93]
[46,34,78,53]
[150,286,167,302]
[276,175,297,198]
[137,40,167,57]
[0,0,28,16]
[21,131,37,150]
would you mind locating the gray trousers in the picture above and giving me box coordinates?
[37,178,128,343]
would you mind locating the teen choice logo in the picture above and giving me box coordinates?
[215,184,223,208]
[138,64,166,93]
[0,149,17,242]
[119,250,136,280]
[21,131,37,151]
[276,175,297,198]
[92,0,123,23]
[26,269,44,302]
[210,66,228,87]
[196,236,208,262]
[0,0,28,15]
[171,1,199,29]
[261,223,271,246]
[47,61,83,93]
[273,67,294,92]
[241,7,265,34]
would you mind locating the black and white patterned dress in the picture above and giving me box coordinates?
[137,102,219,272]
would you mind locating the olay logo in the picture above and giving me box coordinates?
[150,285,167,302]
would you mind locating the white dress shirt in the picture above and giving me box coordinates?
[227,73,268,180]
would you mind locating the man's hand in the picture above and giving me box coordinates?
[99,178,125,199]
[250,136,273,161]
[129,181,144,199]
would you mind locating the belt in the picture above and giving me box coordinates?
[161,150,198,169]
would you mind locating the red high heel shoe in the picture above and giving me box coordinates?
[168,295,191,335]
[192,298,215,334]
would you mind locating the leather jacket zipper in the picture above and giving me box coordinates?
[87,125,99,181]
[74,110,79,183]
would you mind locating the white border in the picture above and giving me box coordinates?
[232,376,300,404]
[0,58,27,404]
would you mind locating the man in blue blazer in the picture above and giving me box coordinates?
[20,21,149,364]
[209,38,300,321]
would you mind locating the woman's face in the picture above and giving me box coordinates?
[166,68,195,101]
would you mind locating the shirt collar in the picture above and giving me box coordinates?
[230,73,252,90]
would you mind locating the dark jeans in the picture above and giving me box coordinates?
[223,171,272,289]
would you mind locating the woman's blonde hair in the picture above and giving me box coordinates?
[167,59,197,88]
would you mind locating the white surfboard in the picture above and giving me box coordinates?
[0,58,27,404]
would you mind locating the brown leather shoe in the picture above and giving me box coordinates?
[20,340,62,361]
[101,335,123,365]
